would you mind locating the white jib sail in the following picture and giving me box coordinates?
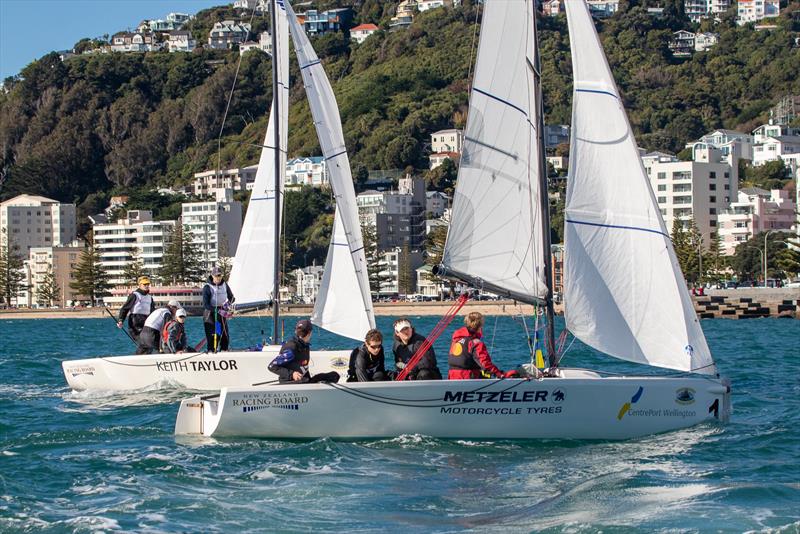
[563,0,715,375]
[286,0,375,334]
[312,208,373,340]
[229,2,290,307]
[441,0,548,302]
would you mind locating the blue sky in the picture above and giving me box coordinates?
[0,0,224,80]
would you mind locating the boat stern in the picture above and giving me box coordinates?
[175,393,224,436]
[62,358,108,391]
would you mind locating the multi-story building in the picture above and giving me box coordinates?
[429,129,463,169]
[586,0,619,18]
[292,265,324,304]
[0,194,77,254]
[193,165,257,196]
[233,0,268,13]
[285,157,329,188]
[109,31,162,52]
[377,246,424,296]
[685,0,731,22]
[93,210,176,286]
[357,176,427,251]
[737,0,780,24]
[208,20,251,49]
[694,32,719,51]
[425,192,450,218]
[686,129,754,162]
[642,150,738,243]
[752,135,800,168]
[543,0,564,16]
[167,30,196,52]
[415,264,446,298]
[717,187,797,254]
[181,189,243,273]
[21,241,84,307]
[753,123,800,144]
[295,8,353,35]
[418,0,460,11]
[669,30,696,56]
[146,12,191,32]
[350,23,379,44]
[239,31,272,56]
[544,124,570,148]
[391,0,417,28]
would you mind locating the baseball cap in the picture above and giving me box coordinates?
[138,276,151,285]
[296,319,313,332]
[394,320,412,333]
[211,266,222,276]
[168,299,181,308]
[176,308,187,318]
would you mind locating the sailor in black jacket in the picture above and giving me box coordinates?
[347,329,388,382]
[117,276,155,342]
[392,318,442,380]
[268,319,340,384]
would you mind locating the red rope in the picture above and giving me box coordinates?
[394,293,470,381]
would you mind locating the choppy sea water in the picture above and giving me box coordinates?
[0,314,798,533]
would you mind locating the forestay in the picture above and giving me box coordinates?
[229,1,289,307]
[563,0,715,375]
[441,0,548,303]
[285,1,375,331]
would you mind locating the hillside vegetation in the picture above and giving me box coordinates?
[1,0,798,214]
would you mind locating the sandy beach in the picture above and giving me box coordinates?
[0,300,551,320]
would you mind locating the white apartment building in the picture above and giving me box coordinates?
[753,123,800,144]
[167,30,196,52]
[642,150,738,243]
[240,31,272,56]
[181,189,243,273]
[431,129,463,154]
[292,265,324,304]
[687,129,754,162]
[21,241,83,307]
[0,194,77,253]
[193,165,257,196]
[93,210,176,286]
[285,157,328,188]
[415,264,446,298]
[684,0,730,22]
[717,187,797,254]
[418,0,460,11]
[737,0,780,24]
[752,136,800,168]
[694,32,719,51]
[208,20,251,50]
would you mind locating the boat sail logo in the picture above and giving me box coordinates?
[675,388,695,405]
[617,386,644,420]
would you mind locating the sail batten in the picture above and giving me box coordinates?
[228,2,289,308]
[563,0,715,375]
[441,0,548,302]
[286,1,375,339]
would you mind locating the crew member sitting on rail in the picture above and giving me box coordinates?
[392,318,442,380]
[347,329,389,382]
[268,319,340,384]
[448,312,519,379]
[117,276,155,342]
[162,308,188,354]
[138,300,181,354]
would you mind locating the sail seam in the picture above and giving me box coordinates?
[473,87,528,117]
[575,88,618,99]
[300,59,321,70]
[565,218,669,239]
[324,149,347,161]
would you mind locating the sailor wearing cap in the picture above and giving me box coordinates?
[138,300,182,354]
[162,308,189,354]
[268,319,341,384]
[117,275,155,343]
[392,318,442,380]
[202,266,235,352]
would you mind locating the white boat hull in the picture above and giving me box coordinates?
[62,347,351,392]
[174,369,731,440]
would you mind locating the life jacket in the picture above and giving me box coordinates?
[131,291,153,315]
[348,345,383,380]
[144,308,171,331]
[448,329,481,371]
[162,320,177,345]
[206,281,229,307]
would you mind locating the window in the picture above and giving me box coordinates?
[724,184,730,190]
[657,184,667,191]
[709,196,716,203]
[658,172,667,180]
[709,208,716,215]
[709,171,716,179]
[709,184,716,191]
[710,221,717,227]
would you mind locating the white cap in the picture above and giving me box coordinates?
[176,308,187,318]
[168,299,181,308]
[394,320,412,333]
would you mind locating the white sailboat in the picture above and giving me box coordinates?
[61,0,372,392]
[173,0,731,440]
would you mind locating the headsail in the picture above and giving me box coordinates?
[229,1,290,307]
[286,0,375,335]
[440,0,548,304]
[563,0,715,374]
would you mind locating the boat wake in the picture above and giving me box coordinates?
[61,379,200,410]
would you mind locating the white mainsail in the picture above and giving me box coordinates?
[229,2,289,307]
[286,0,375,336]
[312,208,373,340]
[441,0,548,303]
[563,0,715,375]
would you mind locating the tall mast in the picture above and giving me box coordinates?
[531,2,557,367]
[270,0,281,341]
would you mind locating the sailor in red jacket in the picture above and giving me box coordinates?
[448,311,517,379]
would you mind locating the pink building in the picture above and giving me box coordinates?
[717,187,796,255]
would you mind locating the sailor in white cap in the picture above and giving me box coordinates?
[138,299,182,354]
[163,308,189,354]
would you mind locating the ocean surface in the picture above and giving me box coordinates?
[0,314,798,533]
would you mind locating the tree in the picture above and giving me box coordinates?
[69,232,111,304]
[705,232,727,285]
[122,247,146,286]
[671,218,704,284]
[217,235,234,279]
[37,267,60,307]
[361,222,387,294]
[0,236,27,306]
[424,217,448,267]
[398,242,414,295]
[729,231,789,283]
[160,223,205,285]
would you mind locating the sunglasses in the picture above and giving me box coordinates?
[367,343,382,350]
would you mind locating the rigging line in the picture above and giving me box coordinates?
[321,378,529,409]
[565,219,670,239]
[466,1,481,92]
[215,3,261,176]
